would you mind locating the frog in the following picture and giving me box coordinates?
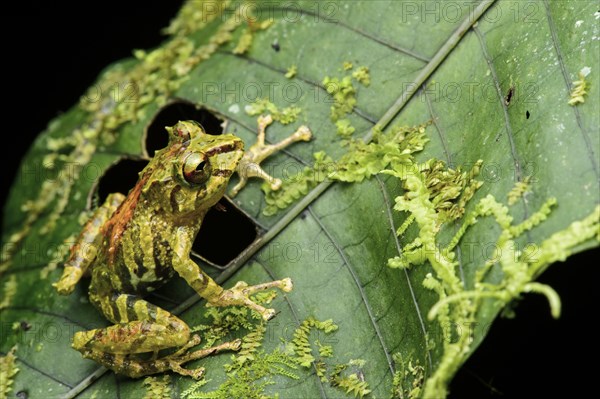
[53,115,312,379]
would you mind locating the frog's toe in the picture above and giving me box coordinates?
[170,362,206,380]
[262,308,277,321]
[230,338,243,351]
[280,277,293,292]
[72,330,96,351]
[211,278,293,319]
[168,338,242,378]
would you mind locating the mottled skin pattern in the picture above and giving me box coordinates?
[53,119,308,379]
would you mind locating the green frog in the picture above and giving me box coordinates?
[53,116,311,379]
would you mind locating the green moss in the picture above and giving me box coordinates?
[0,275,17,310]
[244,98,301,125]
[262,123,429,215]
[352,66,371,86]
[291,317,338,367]
[285,318,372,397]
[317,341,334,358]
[233,28,254,54]
[143,375,172,399]
[322,64,370,122]
[228,323,266,368]
[507,176,531,205]
[0,346,19,399]
[383,161,599,398]
[568,67,591,106]
[336,119,356,137]
[189,314,369,398]
[390,353,424,399]
[183,291,300,399]
[315,360,328,382]
[183,348,298,399]
[330,363,372,398]
[323,75,357,121]
[285,65,297,79]
[232,18,274,55]
[164,0,229,36]
[407,158,483,222]
[192,305,256,349]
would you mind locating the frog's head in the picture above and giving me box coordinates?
[143,120,244,219]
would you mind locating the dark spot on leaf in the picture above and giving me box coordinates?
[193,196,259,266]
[20,321,31,331]
[526,110,530,119]
[93,159,148,204]
[145,100,227,156]
[16,390,28,399]
[271,39,280,52]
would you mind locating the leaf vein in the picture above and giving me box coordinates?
[254,259,329,399]
[375,176,433,370]
[253,4,431,63]
[423,97,466,285]
[473,26,523,182]
[473,25,533,243]
[4,306,91,329]
[307,206,396,377]
[220,51,379,124]
[9,355,74,388]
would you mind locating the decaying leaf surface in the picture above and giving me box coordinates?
[1,1,598,398]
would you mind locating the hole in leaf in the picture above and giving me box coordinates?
[526,110,530,119]
[94,158,148,204]
[20,321,31,331]
[145,100,226,156]
[504,85,514,106]
[271,39,280,52]
[193,196,259,266]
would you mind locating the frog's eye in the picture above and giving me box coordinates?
[182,152,211,184]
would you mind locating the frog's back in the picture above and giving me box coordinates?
[116,219,177,294]
[93,205,178,296]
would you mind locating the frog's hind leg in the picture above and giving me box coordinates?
[75,294,191,355]
[74,294,239,378]
[79,334,241,379]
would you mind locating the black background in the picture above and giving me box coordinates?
[2,2,597,398]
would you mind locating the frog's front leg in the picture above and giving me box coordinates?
[74,293,240,379]
[172,231,292,320]
[230,114,312,197]
[213,278,294,320]
[53,193,125,295]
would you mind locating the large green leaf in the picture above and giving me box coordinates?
[2,1,598,398]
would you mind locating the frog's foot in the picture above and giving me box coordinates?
[230,115,312,197]
[210,278,293,320]
[165,338,242,379]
